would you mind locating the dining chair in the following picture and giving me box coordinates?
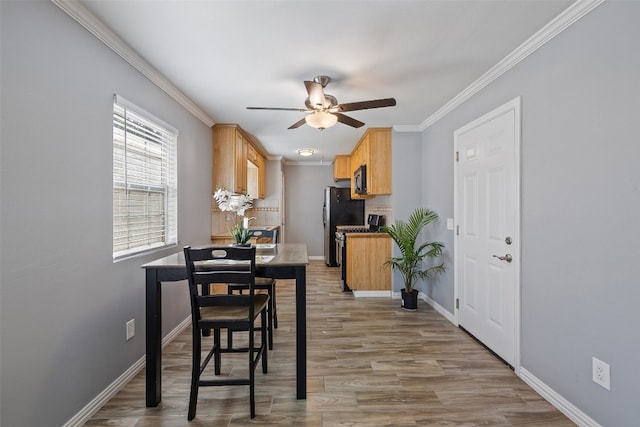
[183,245,269,420]
[228,229,278,350]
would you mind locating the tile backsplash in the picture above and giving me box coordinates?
[365,205,393,227]
[211,200,281,236]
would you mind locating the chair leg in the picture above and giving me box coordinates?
[272,283,278,329]
[227,327,233,350]
[261,309,268,374]
[226,287,235,349]
[267,290,274,350]
[214,328,221,375]
[249,321,256,419]
[188,326,201,421]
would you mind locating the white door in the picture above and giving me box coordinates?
[454,98,520,368]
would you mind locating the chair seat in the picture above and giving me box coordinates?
[199,294,269,322]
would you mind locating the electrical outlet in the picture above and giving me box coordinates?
[126,319,135,341]
[592,357,610,390]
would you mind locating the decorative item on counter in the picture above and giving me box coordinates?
[213,187,255,245]
[381,208,445,311]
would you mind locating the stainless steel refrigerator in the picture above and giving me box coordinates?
[323,187,364,266]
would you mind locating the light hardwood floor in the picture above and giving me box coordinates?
[86,260,574,426]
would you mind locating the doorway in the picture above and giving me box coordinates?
[454,97,521,370]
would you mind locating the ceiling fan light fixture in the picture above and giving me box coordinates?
[297,148,315,156]
[305,111,338,130]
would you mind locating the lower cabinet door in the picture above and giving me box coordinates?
[346,235,391,290]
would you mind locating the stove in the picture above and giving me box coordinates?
[338,226,374,233]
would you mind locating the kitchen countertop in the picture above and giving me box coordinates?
[211,224,280,240]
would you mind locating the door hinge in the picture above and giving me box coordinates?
[456,225,459,236]
[456,151,459,162]
[456,298,459,309]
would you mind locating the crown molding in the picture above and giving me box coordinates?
[52,0,603,134]
[395,0,605,133]
[393,124,423,133]
[51,0,216,128]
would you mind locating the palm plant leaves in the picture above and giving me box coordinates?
[381,208,445,292]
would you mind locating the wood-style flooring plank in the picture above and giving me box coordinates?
[85,260,574,426]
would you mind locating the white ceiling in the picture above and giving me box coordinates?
[80,0,574,163]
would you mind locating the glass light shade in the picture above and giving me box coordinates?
[305,111,338,129]
[297,148,315,156]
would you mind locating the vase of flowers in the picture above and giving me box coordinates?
[213,187,255,245]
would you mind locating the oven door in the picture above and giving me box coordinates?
[335,233,344,269]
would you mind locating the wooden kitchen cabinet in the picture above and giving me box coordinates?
[350,128,391,198]
[247,143,259,164]
[212,124,266,199]
[255,153,265,199]
[346,234,391,291]
[235,131,248,192]
[333,155,351,181]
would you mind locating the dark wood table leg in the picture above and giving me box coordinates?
[145,268,162,407]
[295,265,307,399]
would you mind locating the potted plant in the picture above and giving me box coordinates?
[213,187,255,245]
[381,208,445,311]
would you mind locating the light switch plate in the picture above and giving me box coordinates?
[126,319,135,341]
[447,218,454,230]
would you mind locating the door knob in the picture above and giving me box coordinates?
[493,254,513,263]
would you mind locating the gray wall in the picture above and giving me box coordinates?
[419,2,640,425]
[283,164,335,257]
[421,124,456,310]
[389,131,423,291]
[1,2,212,426]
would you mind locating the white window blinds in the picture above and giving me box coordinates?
[113,95,178,260]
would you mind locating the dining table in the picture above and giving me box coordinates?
[141,243,309,407]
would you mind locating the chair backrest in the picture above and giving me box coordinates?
[183,246,257,322]
[251,229,277,243]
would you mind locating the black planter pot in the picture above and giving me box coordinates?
[401,288,418,311]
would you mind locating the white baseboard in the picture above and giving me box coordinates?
[308,255,324,260]
[389,291,458,325]
[519,368,601,427]
[63,316,191,427]
[422,293,457,325]
[352,290,392,298]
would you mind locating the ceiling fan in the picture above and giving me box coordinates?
[247,75,396,130]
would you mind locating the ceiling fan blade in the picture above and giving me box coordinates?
[247,106,308,112]
[335,113,365,128]
[304,80,326,109]
[288,117,307,129]
[338,98,397,112]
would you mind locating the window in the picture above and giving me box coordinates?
[113,95,178,260]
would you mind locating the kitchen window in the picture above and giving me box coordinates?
[112,95,178,261]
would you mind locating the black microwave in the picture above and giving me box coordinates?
[354,165,367,194]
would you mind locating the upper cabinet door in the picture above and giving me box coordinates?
[349,128,391,198]
[213,124,267,199]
